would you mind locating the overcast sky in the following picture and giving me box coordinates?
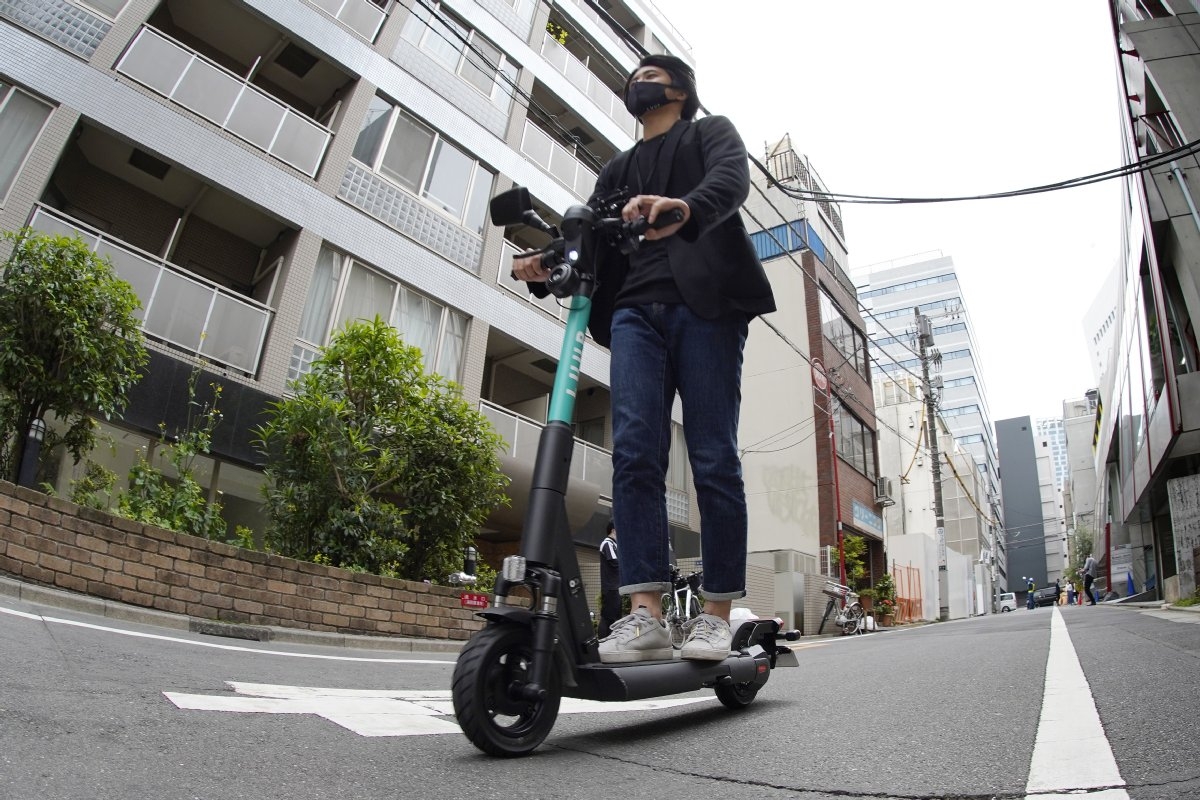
[649,0,1126,424]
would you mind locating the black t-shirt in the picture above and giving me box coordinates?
[615,133,683,309]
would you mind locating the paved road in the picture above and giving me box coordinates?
[1,589,1197,800]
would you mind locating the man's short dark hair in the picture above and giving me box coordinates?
[606,520,616,534]
[624,54,700,121]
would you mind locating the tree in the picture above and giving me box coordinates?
[1068,524,1096,585]
[843,534,868,589]
[255,317,509,580]
[0,229,147,482]
[117,369,227,540]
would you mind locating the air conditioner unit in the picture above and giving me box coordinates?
[875,476,895,507]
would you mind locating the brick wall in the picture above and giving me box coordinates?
[0,481,483,640]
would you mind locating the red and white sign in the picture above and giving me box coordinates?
[811,362,828,393]
[460,592,489,609]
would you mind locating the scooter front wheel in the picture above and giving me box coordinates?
[451,623,561,757]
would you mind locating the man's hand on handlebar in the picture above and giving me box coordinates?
[621,195,690,241]
[512,252,550,283]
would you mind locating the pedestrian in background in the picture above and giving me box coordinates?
[597,521,620,638]
[1083,554,1098,606]
[1067,581,1076,605]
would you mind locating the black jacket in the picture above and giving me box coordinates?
[534,115,776,347]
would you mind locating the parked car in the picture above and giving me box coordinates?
[1033,586,1059,607]
[998,592,1017,612]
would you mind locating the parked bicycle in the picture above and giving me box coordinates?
[818,580,864,636]
[661,565,703,648]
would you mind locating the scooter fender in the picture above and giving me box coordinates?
[472,607,581,689]
[475,606,534,627]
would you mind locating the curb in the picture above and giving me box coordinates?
[0,575,466,654]
[1113,599,1200,614]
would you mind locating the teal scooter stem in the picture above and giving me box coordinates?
[450,188,800,757]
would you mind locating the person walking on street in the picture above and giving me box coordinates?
[597,521,620,638]
[1054,579,1062,606]
[514,53,775,663]
[1067,581,1076,605]
[1083,554,1098,605]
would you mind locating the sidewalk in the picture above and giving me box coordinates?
[1110,598,1200,614]
[0,574,465,654]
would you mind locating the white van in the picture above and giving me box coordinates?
[998,592,1017,613]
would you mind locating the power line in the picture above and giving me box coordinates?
[751,135,1200,205]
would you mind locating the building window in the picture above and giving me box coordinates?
[833,399,877,481]
[820,293,868,378]
[0,82,53,207]
[351,96,493,234]
[292,245,470,382]
[399,2,519,104]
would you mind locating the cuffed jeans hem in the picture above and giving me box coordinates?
[620,582,671,596]
[699,588,745,602]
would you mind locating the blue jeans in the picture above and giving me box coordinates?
[609,303,749,601]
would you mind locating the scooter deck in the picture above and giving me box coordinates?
[565,649,771,703]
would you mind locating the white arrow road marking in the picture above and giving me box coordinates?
[1024,607,1129,800]
[164,682,715,737]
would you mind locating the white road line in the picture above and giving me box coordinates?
[0,603,454,664]
[1025,606,1129,800]
[164,682,715,737]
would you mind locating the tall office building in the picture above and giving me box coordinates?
[996,417,1053,592]
[1034,417,1069,490]
[0,0,702,579]
[856,253,1003,577]
[1099,0,1200,599]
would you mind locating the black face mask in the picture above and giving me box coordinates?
[624,81,683,118]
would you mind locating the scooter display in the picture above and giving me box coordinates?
[450,187,800,757]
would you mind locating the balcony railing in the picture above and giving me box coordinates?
[29,205,272,375]
[115,26,332,177]
[562,0,628,58]
[307,0,387,41]
[480,399,613,499]
[540,33,635,138]
[520,120,597,201]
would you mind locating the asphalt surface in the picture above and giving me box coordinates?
[2,575,1199,800]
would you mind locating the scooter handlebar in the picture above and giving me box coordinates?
[507,208,685,280]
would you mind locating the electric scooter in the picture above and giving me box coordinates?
[450,187,800,757]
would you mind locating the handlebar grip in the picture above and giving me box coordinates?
[508,248,558,281]
[628,208,685,236]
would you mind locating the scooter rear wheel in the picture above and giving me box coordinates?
[451,623,561,757]
[714,677,760,709]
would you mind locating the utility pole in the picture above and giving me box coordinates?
[916,307,949,621]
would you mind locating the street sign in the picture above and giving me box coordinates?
[460,592,489,609]
[811,362,828,393]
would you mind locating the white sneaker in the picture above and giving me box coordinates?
[598,606,672,663]
[679,613,732,661]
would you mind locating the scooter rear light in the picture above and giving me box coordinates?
[502,555,527,582]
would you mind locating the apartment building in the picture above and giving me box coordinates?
[0,0,702,575]
[740,136,889,625]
